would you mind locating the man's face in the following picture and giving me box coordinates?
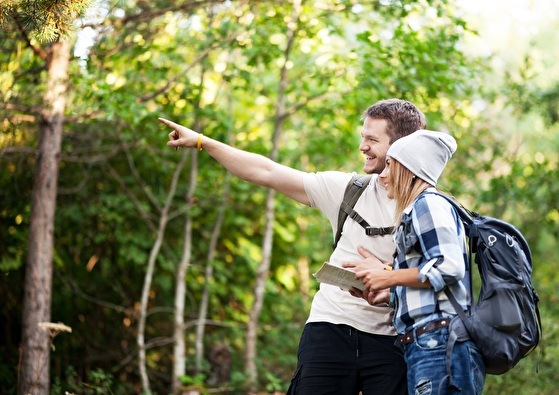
[359,118,391,174]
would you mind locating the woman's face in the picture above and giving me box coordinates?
[379,158,394,199]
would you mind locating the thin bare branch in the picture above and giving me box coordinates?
[104,163,158,231]
[118,136,161,211]
[0,146,36,157]
[138,146,189,393]
[119,1,231,26]
[245,1,302,389]
[138,35,237,102]
[61,273,129,313]
[61,142,127,163]
[0,102,41,115]
[57,170,89,195]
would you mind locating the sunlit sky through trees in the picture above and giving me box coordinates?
[74,0,559,65]
[460,0,559,75]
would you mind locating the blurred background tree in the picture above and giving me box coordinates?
[1,0,557,394]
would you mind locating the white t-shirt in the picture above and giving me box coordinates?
[302,171,397,335]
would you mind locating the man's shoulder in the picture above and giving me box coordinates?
[310,170,355,179]
[352,174,392,212]
[303,171,359,209]
[303,170,355,187]
[308,171,382,185]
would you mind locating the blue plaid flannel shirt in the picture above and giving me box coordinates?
[392,189,471,335]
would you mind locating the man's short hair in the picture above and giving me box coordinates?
[362,99,426,144]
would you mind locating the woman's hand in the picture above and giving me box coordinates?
[342,246,389,272]
[343,246,392,305]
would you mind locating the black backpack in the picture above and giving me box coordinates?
[430,193,542,384]
[332,174,394,250]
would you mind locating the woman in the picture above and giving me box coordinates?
[355,130,485,394]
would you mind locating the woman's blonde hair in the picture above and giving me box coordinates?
[388,159,431,225]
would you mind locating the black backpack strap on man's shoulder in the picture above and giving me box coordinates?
[333,174,394,250]
[333,174,371,250]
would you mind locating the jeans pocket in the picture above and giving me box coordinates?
[415,328,449,350]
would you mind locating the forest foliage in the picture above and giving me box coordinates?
[1,0,558,394]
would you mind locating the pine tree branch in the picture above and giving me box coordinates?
[11,12,48,60]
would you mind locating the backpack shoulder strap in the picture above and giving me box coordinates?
[423,191,476,227]
[332,174,372,250]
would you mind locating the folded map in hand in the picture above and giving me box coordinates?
[312,262,365,291]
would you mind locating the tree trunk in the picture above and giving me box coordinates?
[195,103,234,377]
[172,84,205,394]
[172,150,198,394]
[245,187,276,391]
[195,174,230,374]
[137,150,187,395]
[18,39,70,395]
[244,2,300,391]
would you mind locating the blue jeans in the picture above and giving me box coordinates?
[287,322,407,395]
[404,327,485,395]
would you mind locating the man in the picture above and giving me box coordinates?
[159,98,426,394]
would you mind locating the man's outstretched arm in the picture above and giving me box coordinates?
[159,117,311,206]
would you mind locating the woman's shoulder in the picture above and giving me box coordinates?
[414,189,455,214]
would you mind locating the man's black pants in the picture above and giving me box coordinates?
[286,322,407,395]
